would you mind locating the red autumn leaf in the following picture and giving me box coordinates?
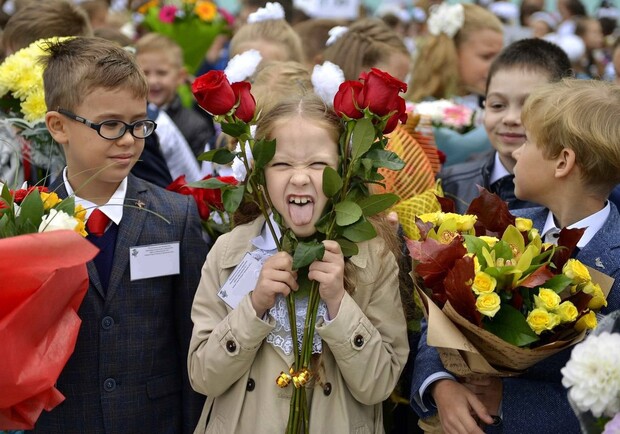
[512,290,523,310]
[467,187,515,234]
[414,217,435,240]
[552,227,586,270]
[444,255,481,327]
[518,264,555,289]
[436,194,455,213]
[565,289,593,314]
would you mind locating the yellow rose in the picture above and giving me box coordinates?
[563,259,591,285]
[526,308,561,334]
[472,271,497,294]
[555,301,578,323]
[575,311,598,332]
[476,293,501,317]
[582,282,608,310]
[515,217,533,232]
[40,191,61,210]
[534,288,561,310]
[479,236,499,248]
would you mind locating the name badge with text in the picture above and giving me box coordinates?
[218,253,262,309]
[130,242,180,281]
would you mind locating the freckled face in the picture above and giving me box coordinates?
[265,116,339,238]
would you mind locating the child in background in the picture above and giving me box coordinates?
[34,37,207,433]
[135,33,216,160]
[293,18,346,70]
[411,79,620,434]
[407,3,503,166]
[188,93,409,433]
[439,38,572,214]
[323,17,411,82]
[574,16,606,78]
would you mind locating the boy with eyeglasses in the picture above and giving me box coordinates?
[35,37,207,434]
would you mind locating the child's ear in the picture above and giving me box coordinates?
[554,147,577,179]
[178,66,188,86]
[45,111,69,145]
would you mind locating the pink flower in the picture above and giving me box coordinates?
[443,105,473,129]
[218,7,236,26]
[159,5,178,23]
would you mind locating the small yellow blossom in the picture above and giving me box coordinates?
[555,301,578,323]
[39,191,61,210]
[476,293,501,317]
[534,288,561,311]
[74,204,87,222]
[472,271,497,294]
[563,259,591,285]
[582,282,608,310]
[526,308,561,334]
[75,219,88,237]
[418,212,440,225]
[574,311,597,332]
[455,214,477,231]
[515,217,533,232]
[195,1,217,21]
[479,236,499,248]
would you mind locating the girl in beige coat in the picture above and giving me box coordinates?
[188,95,409,434]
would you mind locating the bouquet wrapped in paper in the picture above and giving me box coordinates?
[408,189,613,376]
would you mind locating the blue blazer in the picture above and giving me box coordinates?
[33,175,208,434]
[410,203,620,433]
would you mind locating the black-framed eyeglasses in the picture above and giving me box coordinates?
[57,108,157,140]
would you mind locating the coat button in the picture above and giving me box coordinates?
[226,340,237,352]
[101,316,114,330]
[323,382,332,396]
[246,378,255,391]
[103,378,116,392]
[353,334,364,347]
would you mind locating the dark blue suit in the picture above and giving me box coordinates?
[33,175,208,434]
[410,203,620,433]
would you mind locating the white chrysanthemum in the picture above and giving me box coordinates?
[247,2,285,23]
[427,3,464,38]
[224,49,263,83]
[311,61,344,107]
[38,208,80,233]
[325,26,348,46]
[412,99,456,122]
[561,332,620,418]
[231,125,256,182]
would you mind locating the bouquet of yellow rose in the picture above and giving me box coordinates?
[0,37,67,183]
[407,189,611,376]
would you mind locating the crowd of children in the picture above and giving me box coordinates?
[1,0,620,433]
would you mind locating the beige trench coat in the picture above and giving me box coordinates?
[188,217,409,434]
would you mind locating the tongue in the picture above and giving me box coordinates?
[288,203,314,226]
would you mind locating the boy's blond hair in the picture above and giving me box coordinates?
[134,33,184,68]
[2,0,92,54]
[522,79,620,194]
[230,19,304,63]
[407,3,502,101]
[42,37,148,112]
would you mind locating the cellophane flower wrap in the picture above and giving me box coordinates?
[0,179,98,429]
[0,37,67,183]
[137,0,231,74]
[407,189,611,376]
[407,99,476,134]
[191,67,407,433]
[562,310,620,434]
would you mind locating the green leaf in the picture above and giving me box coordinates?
[351,118,375,161]
[341,218,377,243]
[366,149,405,170]
[358,193,399,217]
[222,185,244,213]
[1,183,12,205]
[292,241,325,269]
[221,121,248,138]
[253,138,276,169]
[198,148,236,164]
[54,195,75,215]
[335,201,363,226]
[483,304,539,347]
[294,268,313,298]
[188,178,233,189]
[17,191,44,233]
[336,238,359,257]
[322,166,342,198]
[314,211,333,234]
[540,274,573,293]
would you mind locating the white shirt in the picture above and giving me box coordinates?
[489,152,511,185]
[541,202,610,247]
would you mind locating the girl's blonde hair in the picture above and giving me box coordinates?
[407,3,503,101]
[322,18,409,81]
[251,60,313,114]
[230,19,305,64]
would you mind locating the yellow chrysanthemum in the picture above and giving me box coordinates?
[21,90,47,123]
[195,1,217,21]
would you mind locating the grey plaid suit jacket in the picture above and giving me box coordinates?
[33,174,208,434]
[410,203,620,433]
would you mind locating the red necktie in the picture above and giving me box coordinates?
[87,208,110,237]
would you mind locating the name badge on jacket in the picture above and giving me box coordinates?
[129,242,180,281]
[218,253,262,309]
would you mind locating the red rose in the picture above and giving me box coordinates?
[166,175,191,195]
[10,186,48,204]
[333,81,364,119]
[358,68,408,117]
[192,71,236,116]
[383,97,408,134]
[231,81,256,123]
[166,175,237,220]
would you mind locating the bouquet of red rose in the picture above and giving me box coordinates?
[407,189,612,376]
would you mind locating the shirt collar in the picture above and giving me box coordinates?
[251,214,282,251]
[489,152,511,185]
[541,202,611,248]
[63,167,128,225]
